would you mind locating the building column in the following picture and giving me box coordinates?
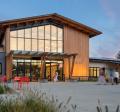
[41,56,46,79]
[70,55,76,78]
[6,53,13,80]
[68,57,71,79]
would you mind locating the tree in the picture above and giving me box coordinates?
[116,51,120,59]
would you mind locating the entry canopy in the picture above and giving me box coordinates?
[11,50,77,60]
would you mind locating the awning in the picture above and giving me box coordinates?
[11,50,77,60]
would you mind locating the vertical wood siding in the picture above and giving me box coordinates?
[64,25,89,78]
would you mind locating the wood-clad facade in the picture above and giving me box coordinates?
[0,13,101,80]
[64,26,89,78]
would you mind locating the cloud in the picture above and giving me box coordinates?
[100,0,120,24]
[90,0,120,58]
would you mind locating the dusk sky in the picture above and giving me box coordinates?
[0,0,120,58]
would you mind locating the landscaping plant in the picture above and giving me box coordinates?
[0,88,78,112]
[97,99,120,112]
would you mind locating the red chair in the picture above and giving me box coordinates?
[0,75,7,85]
[13,76,30,90]
[13,76,21,89]
[19,76,30,89]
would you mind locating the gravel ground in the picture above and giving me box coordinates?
[8,82,120,112]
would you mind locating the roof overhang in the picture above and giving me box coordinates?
[0,13,102,37]
[90,57,120,64]
[11,50,77,60]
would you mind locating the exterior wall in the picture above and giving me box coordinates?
[64,25,89,78]
[107,63,120,75]
[0,52,5,75]
[89,61,120,77]
[89,62,120,70]
[89,62,107,77]
[89,62,107,68]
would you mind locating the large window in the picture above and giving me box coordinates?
[51,25,57,40]
[38,40,44,52]
[32,27,37,39]
[45,25,50,40]
[25,28,31,38]
[89,67,100,77]
[10,38,17,50]
[25,39,31,51]
[18,29,24,38]
[18,38,24,50]
[12,59,63,81]
[51,41,57,52]
[38,26,44,39]
[10,25,63,53]
[32,39,37,51]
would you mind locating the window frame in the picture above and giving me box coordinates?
[10,24,63,53]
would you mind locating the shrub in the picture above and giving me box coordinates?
[0,85,4,94]
[0,89,77,112]
[97,99,120,112]
[0,84,14,94]
[0,97,57,112]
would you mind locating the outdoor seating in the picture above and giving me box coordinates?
[20,76,30,89]
[13,76,21,89]
[13,76,30,90]
[0,75,7,85]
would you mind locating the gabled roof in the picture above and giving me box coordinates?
[0,13,102,37]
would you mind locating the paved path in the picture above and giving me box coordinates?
[27,82,120,112]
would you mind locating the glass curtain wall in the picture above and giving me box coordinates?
[12,59,41,81]
[12,59,63,81]
[10,25,63,53]
[10,24,63,81]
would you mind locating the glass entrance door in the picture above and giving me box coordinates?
[45,62,51,80]
[45,62,63,81]
[51,62,58,80]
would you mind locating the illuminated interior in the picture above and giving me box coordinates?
[89,67,100,77]
[10,24,64,80]
[12,59,63,81]
[10,25,63,53]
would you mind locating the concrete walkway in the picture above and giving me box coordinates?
[27,82,120,112]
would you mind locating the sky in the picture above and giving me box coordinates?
[0,0,120,58]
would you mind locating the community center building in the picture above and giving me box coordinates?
[0,13,102,81]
